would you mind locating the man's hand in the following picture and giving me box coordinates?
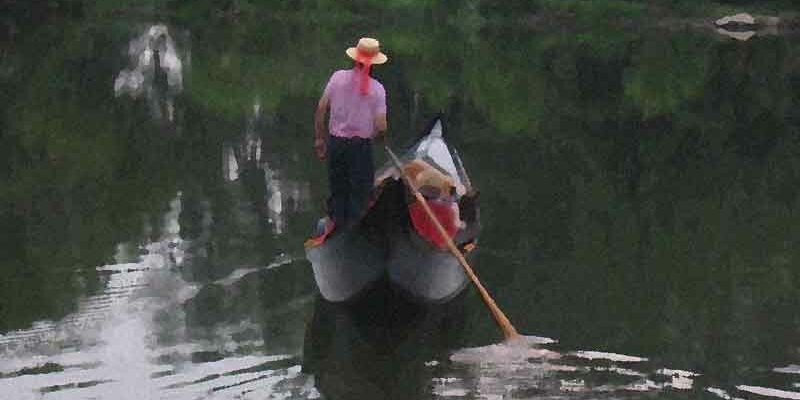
[314,138,327,160]
[376,132,389,149]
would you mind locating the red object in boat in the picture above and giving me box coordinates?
[409,198,457,249]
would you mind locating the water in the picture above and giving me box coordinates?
[1,4,800,399]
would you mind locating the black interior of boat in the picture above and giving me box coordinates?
[360,178,411,242]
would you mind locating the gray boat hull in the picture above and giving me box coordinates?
[305,118,477,304]
[387,231,469,303]
[306,229,385,303]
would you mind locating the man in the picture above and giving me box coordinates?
[314,37,388,230]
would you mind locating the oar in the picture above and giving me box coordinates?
[385,146,520,340]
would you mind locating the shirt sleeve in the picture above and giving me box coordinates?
[322,71,337,98]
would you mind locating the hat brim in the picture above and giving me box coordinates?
[346,47,388,65]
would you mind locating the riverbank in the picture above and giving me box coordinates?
[493,0,800,34]
[5,1,799,39]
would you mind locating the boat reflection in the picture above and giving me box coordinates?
[302,285,468,399]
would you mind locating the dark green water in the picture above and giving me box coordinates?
[1,4,799,400]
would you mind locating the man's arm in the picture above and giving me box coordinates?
[374,113,387,136]
[315,94,329,140]
[374,84,387,138]
[314,94,330,160]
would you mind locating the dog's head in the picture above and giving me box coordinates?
[402,159,455,198]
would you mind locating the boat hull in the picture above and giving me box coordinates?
[306,194,471,304]
[305,118,477,304]
[387,231,469,303]
[306,229,385,303]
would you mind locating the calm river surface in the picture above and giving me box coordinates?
[1,4,799,400]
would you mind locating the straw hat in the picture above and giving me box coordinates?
[346,37,388,65]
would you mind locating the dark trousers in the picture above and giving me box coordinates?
[327,135,374,227]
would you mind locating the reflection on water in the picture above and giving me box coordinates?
[0,194,317,399]
[2,3,800,399]
[302,290,798,400]
[303,287,469,399]
[433,339,800,400]
[438,339,692,398]
[115,24,186,125]
[222,101,311,234]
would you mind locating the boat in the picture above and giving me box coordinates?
[304,117,480,303]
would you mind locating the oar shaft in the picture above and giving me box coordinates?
[386,147,519,339]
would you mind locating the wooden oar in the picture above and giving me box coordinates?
[385,146,520,340]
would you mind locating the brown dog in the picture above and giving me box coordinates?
[402,159,455,198]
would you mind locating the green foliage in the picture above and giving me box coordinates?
[623,33,710,118]
[538,0,648,19]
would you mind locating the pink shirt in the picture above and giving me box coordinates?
[323,69,387,139]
